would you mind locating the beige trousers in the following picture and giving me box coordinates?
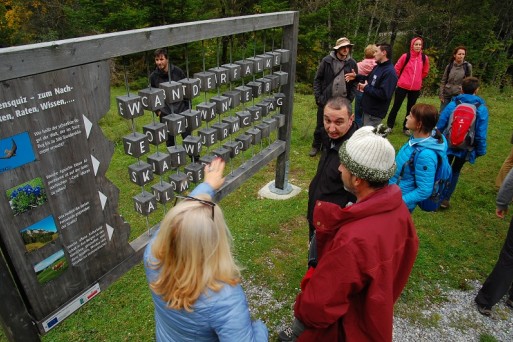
[496,147,513,188]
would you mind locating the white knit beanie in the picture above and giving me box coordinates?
[338,125,396,183]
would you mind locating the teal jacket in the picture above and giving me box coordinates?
[390,134,448,211]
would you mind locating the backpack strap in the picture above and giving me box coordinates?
[397,146,421,185]
[407,146,422,175]
[398,52,426,78]
[407,146,442,191]
[447,61,470,78]
[398,52,411,78]
[446,62,453,78]
[463,62,470,77]
[454,98,479,108]
[445,99,461,136]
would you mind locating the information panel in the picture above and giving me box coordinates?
[0,61,134,321]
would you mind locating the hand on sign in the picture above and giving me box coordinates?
[204,157,225,190]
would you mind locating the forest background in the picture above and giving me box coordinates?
[2,1,513,341]
[2,0,513,92]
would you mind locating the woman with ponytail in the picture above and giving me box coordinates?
[389,104,448,212]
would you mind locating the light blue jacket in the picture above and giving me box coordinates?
[436,93,488,163]
[144,183,268,342]
[390,135,448,211]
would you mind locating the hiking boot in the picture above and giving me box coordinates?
[308,147,319,157]
[278,327,296,342]
[476,303,492,317]
[440,200,450,209]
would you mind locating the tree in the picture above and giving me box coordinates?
[1,0,38,46]
[1,0,512,88]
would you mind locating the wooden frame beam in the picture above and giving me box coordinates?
[0,12,296,81]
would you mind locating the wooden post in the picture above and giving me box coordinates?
[0,251,40,341]
[274,12,299,190]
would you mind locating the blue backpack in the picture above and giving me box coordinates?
[399,146,452,211]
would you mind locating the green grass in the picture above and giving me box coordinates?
[480,333,499,342]
[1,85,511,341]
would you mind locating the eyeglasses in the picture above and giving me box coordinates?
[174,195,216,220]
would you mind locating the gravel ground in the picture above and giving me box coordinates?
[393,280,513,342]
[244,279,513,341]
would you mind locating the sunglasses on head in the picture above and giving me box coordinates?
[174,195,216,219]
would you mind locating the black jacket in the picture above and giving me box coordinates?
[313,52,358,106]
[307,123,358,239]
[150,64,188,116]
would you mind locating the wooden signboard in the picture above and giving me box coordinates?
[0,61,134,330]
[0,11,298,340]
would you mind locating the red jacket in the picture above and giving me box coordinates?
[394,37,429,91]
[294,184,419,341]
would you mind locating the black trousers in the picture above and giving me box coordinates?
[475,215,513,307]
[312,105,324,149]
[444,155,467,201]
[386,87,420,130]
[159,113,190,147]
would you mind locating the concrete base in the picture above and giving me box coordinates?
[258,180,301,200]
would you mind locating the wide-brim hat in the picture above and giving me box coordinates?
[333,37,354,50]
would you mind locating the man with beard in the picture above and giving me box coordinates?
[310,38,358,157]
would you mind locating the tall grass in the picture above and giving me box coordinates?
[2,85,509,341]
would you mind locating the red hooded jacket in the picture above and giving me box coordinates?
[294,184,419,341]
[394,37,430,91]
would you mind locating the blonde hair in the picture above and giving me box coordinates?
[149,194,241,311]
[364,44,378,58]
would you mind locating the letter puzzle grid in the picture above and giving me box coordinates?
[116,44,290,219]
